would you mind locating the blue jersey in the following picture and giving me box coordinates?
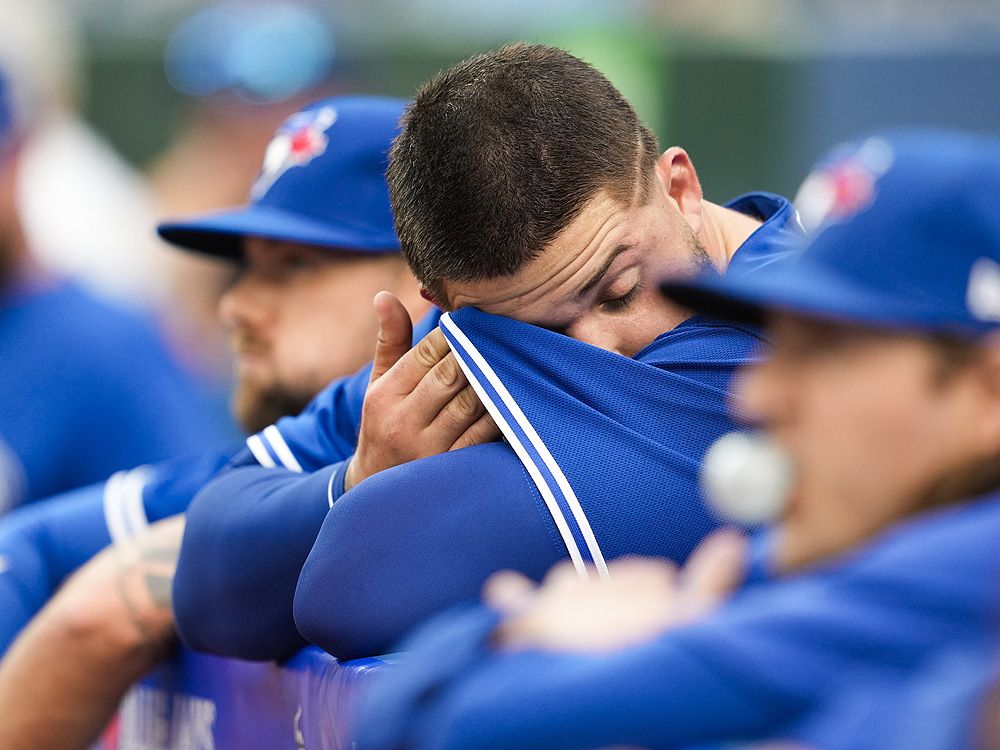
[355,493,1000,750]
[0,278,232,507]
[239,192,797,476]
[173,193,801,661]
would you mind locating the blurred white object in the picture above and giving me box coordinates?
[701,431,793,524]
[18,114,168,308]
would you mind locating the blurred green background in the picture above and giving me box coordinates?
[18,0,1000,201]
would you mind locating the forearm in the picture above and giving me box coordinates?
[174,465,339,659]
[0,484,113,653]
[0,516,183,750]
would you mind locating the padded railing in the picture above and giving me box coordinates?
[100,646,385,750]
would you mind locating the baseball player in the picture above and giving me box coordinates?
[171,43,802,661]
[0,95,439,750]
[355,131,1000,750]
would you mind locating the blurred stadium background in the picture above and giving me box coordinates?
[15,0,1000,201]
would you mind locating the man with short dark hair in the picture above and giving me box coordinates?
[176,43,802,661]
[353,130,1000,750]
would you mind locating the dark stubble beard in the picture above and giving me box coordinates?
[232,380,315,434]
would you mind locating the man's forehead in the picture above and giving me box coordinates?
[443,192,637,310]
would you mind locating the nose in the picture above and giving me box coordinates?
[731,355,789,429]
[565,318,629,356]
[218,272,271,332]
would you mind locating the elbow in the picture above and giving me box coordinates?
[294,552,382,662]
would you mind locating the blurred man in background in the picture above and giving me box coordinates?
[0,94,429,750]
[356,131,1000,750]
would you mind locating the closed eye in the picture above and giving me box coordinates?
[601,282,643,311]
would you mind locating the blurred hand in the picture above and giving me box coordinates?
[486,529,749,653]
[344,292,500,490]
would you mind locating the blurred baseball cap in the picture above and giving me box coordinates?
[661,130,1000,339]
[157,95,405,259]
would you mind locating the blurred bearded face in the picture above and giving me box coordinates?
[218,238,415,433]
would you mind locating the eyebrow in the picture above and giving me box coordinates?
[578,243,634,298]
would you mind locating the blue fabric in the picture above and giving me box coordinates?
[176,194,797,661]
[173,462,345,660]
[354,494,1000,750]
[0,280,231,507]
[293,313,766,661]
[0,482,109,651]
[0,443,241,654]
[294,443,565,660]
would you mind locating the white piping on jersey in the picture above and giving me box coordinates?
[103,466,153,544]
[326,468,338,508]
[262,426,304,473]
[246,434,277,468]
[440,313,609,580]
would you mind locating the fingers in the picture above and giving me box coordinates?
[377,328,453,396]
[431,381,485,434]
[368,291,414,384]
[405,350,472,425]
[450,412,501,452]
[679,529,748,617]
[482,571,537,614]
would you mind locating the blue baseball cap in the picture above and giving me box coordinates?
[661,130,1000,339]
[157,95,406,259]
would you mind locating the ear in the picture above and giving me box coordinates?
[654,147,704,235]
[419,286,440,307]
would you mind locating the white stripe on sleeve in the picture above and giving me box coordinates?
[262,425,304,473]
[246,434,277,468]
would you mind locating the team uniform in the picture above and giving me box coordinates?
[353,131,1000,750]
[355,493,1000,750]
[0,95,410,653]
[172,193,802,661]
[0,277,230,509]
[0,446,240,651]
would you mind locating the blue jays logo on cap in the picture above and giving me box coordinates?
[794,137,894,232]
[156,95,406,259]
[252,105,338,199]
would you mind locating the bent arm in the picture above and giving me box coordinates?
[173,462,344,660]
[294,443,565,661]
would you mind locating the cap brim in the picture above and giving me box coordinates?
[157,203,400,259]
[661,257,989,336]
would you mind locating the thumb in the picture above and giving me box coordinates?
[369,291,413,383]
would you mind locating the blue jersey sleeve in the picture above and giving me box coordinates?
[294,443,564,661]
[242,309,443,472]
[0,442,243,654]
[357,497,1000,750]
[0,483,110,652]
[172,462,346,660]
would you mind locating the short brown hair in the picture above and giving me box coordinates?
[388,43,660,303]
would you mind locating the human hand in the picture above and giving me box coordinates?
[485,529,749,653]
[345,292,500,490]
